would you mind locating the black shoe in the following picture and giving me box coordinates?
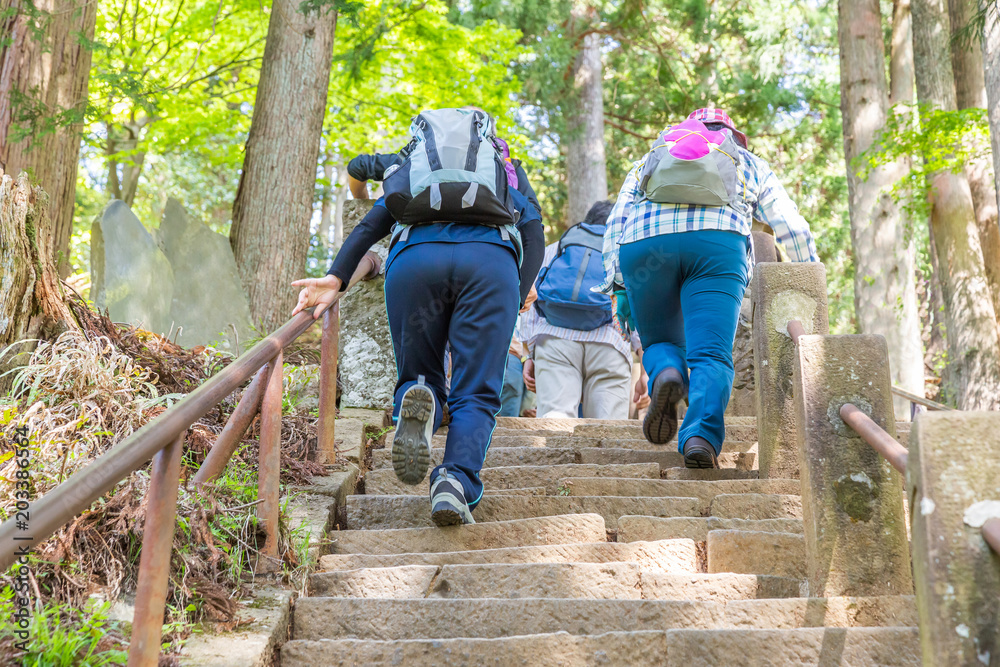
[430,469,475,527]
[682,436,719,469]
[643,368,687,444]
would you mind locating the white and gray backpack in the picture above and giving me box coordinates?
[382,108,521,230]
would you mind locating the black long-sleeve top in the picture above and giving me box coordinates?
[329,154,545,305]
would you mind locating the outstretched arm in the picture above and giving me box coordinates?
[598,164,641,293]
[752,158,819,263]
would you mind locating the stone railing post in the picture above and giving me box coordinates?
[751,262,828,478]
[908,412,1000,666]
[793,333,911,597]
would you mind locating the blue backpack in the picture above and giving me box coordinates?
[534,222,613,331]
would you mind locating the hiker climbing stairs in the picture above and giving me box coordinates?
[281,416,921,666]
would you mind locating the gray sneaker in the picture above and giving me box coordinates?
[392,377,435,485]
[430,469,475,526]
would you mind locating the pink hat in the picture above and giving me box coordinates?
[688,108,748,147]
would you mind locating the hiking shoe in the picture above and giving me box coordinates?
[682,436,719,469]
[392,377,435,485]
[643,368,687,444]
[430,469,475,526]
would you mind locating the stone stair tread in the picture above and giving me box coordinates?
[326,514,607,555]
[572,423,757,441]
[544,436,757,452]
[346,494,703,530]
[310,564,804,601]
[371,446,579,469]
[364,462,660,496]
[618,516,803,543]
[579,447,756,469]
[292,598,725,640]
[722,596,917,629]
[560,477,800,502]
[710,493,803,520]
[663,627,919,666]
[319,539,698,571]
[708,529,806,579]
[665,467,759,480]
[281,631,668,667]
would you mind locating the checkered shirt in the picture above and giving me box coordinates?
[596,148,819,293]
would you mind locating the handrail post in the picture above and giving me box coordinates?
[127,433,184,667]
[256,351,283,573]
[192,367,268,485]
[317,302,340,464]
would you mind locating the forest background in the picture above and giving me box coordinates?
[3,0,1000,411]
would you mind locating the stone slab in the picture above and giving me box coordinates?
[793,334,911,598]
[571,423,757,442]
[665,467,759,480]
[386,433,550,449]
[178,587,291,667]
[281,631,669,667]
[333,418,366,464]
[710,493,803,520]
[664,627,920,666]
[562,478,800,505]
[641,573,803,601]
[908,412,1000,666]
[292,598,724,640]
[346,494,703,530]
[364,462,660,496]
[577,447,754,469]
[752,262,829,479]
[721,596,918,629]
[319,539,698,572]
[618,516,803,543]
[371,446,579,470]
[325,513,607,555]
[707,530,806,578]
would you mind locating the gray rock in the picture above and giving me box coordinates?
[337,199,395,408]
[158,199,254,352]
[91,200,174,335]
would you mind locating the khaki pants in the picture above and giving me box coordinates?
[535,337,631,419]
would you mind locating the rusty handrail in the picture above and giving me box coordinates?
[787,319,806,344]
[889,385,953,412]
[984,518,1000,556]
[839,404,908,473]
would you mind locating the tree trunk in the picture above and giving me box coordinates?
[948,0,1000,325]
[839,0,924,418]
[319,159,334,250]
[891,0,915,105]
[982,0,1000,213]
[334,163,348,248]
[912,0,1000,408]
[564,5,608,227]
[0,0,96,279]
[0,168,79,387]
[230,1,337,332]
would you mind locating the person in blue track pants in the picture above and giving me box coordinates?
[599,108,819,468]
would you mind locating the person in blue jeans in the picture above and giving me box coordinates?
[292,121,544,525]
[599,108,819,468]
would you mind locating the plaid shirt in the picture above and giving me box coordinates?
[597,148,819,293]
[522,243,641,362]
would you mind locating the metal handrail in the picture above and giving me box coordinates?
[889,385,952,411]
[984,518,1000,556]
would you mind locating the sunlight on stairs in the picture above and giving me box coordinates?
[281,416,920,666]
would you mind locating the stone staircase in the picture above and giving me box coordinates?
[281,416,921,666]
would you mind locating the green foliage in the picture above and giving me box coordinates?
[0,591,128,666]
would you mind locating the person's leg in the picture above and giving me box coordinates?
[498,353,525,417]
[581,342,632,419]
[534,337,585,419]
[433,242,520,512]
[676,231,751,455]
[384,244,453,482]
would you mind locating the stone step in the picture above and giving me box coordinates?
[325,514,607,555]
[346,494,703,531]
[544,436,757,452]
[310,563,803,601]
[572,422,757,442]
[707,529,806,578]
[283,626,920,667]
[578,447,756,469]
[665,467,759,480]
[618,516,803,543]
[319,539,698,572]
[291,596,916,641]
[371,446,579,470]
[560,477,800,503]
[364,462,660,496]
[709,493,803,520]
[386,433,551,449]
[663,627,919,666]
[281,630,669,667]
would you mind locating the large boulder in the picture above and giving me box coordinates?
[158,198,253,352]
[337,200,395,408]
[91,200,174,336]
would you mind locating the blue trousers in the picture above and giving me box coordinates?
[499,353,524,417]
[619,230,750,454]
[384,241,519,508]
